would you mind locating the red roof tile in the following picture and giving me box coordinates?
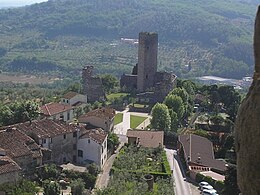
[127,130,164,148]
[13,119,79,139]
[179,134,226,172]
[0,128,42,159]
[0,156,21,175]
[41,102,72,116]
[78,107,115,121]
[79,128,107,144]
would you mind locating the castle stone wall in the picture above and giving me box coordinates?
[137,32,158,92]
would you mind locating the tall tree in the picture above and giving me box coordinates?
[150,103,171,132]
[101,74,119,94]
[164,94,185,120]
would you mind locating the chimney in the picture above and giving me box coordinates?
[143,174,154,191]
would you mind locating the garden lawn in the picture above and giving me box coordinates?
[114,113,123,125]
[130,115,147,129]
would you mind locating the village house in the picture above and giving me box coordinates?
[178,134,226,181]
[0,128,42,171]
[77,128,108,168]
[61,91,88,108]
[14,119,81,164]
[78,107,116,132]
[40,102,74,122]
[0,155,21,184]
[127,130,164,148]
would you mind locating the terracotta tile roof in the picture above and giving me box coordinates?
[63,91,79,99]
[41,102,73,116]
[0,156,21,175]
[0,128,42,159]
[178,134,226,172]
[12,119,79,139]
[127,130,164,148]
[78,107,116,121]
[79,128,107,144]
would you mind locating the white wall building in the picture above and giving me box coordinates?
[61,91,88,107]
[77,128,107,168]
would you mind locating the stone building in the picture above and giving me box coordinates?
[120,32,176,103]
[0,128,42,171]
[82,66,106,102]
[0,156,21,184]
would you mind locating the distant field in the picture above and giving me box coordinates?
[130,115,147,129]
[114,113,123,125]
[0,73,60,84]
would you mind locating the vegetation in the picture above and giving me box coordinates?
[98,145,173,194]
[43,181,60,195]
[70,179,85,195]
[0,0,256,78]
[107,132,120,152]
[0,180,39,195]
[150,103,171,132]
[114,113,123,125]
[130,115,148,129]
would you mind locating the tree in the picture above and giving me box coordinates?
[170,87,189,104]
[71,179,85,195]
[43,181,60,195]
[223,165,240,195]
[101,74,119,94]
[164,94,185,120]
[169,109,178,132]
[150,103,171,132]
[107,132,119,151]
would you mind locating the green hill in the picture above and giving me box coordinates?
[0,0,257,79]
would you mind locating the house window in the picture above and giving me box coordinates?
[67,100,69,103]
[63,134,66,139]
[43,139,46,144]
[63,157,66,163]
[78,150,83,157]
[88,139,90,144]
[73,132,77,138]
[101,159,103,165]
[67,112,70,120]
[50,138,52,143]
[101,146,103,154]
[73,144,77,150]
[63,99,65,103]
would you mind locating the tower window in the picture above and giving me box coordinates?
[146,75,148,79]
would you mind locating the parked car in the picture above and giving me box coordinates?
[201,185,214,191]
[202,189,218,195]
[199,181,209,189]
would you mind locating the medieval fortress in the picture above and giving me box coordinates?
[82,32,176,103]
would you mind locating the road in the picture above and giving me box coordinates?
[165,148,201,195]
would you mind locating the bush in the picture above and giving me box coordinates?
[43,180,60,195]
[71,179,85,195]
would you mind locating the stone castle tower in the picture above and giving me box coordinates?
[82,66,105,102]
[137,32,158,92]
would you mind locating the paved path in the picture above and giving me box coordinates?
[95,143,124,189]
[165,148,195,195]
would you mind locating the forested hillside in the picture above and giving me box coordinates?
[0,0,257,79]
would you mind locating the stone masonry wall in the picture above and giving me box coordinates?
[235,6,260,195]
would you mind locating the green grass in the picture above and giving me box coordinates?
[130,115,147,129]
[133,103,146,108]
[107,93,128,101]
[114,113,123,125]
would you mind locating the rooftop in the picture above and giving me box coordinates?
[127,130,164,148]
[41,102,73,116]
[179,134,226,172]
[0,128,42,159]
[0,156,21,175]
[78,107,116,121]
[63,91,80,99]
[12,119,80,139]
[79,128,107,144]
